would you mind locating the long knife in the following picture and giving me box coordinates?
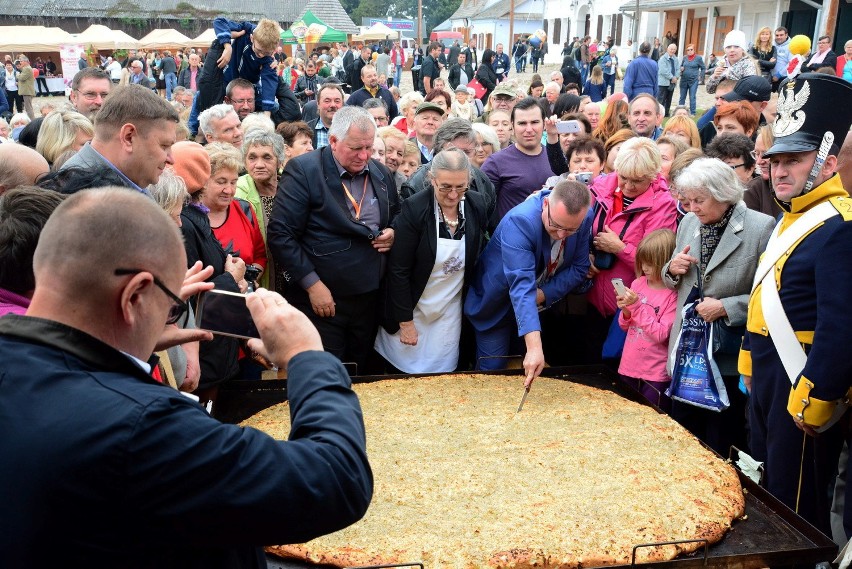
[517,385,531,412]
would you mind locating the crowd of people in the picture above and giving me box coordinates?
[1,17,852,565]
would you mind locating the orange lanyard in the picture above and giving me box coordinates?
[341,176,368,220]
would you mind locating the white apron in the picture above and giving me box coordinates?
[375,205,466,373]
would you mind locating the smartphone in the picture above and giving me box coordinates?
[575,171,594,185]
[556,120,582,134]
[611,278,627,297]
[195,289,260,340]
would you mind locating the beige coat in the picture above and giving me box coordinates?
[17,63,35,96]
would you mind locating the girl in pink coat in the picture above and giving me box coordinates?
[616,229,678,410]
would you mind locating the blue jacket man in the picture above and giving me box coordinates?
[464,184,592,384]
[623,41,659,100]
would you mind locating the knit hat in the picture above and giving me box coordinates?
[723,30,747,50]
[171,141,210,194]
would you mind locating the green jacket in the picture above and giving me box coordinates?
[235,174,271,290]
[17,64,35,96]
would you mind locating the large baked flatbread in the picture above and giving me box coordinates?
[242,374,745,568]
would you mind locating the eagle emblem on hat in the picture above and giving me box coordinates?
[774,80,810,137]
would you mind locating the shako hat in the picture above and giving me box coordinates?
[765,73,852,157]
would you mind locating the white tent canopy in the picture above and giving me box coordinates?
[353,22,399,42]
[139,28,192,49]
[189,28,215,48]
[74,24,140,50]
[0,26,74,52]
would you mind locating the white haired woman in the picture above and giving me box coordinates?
[663,157,774,455]
[393,91,424,135]
[236,129,285,290]
[375,149,490,373]
[585,137,678,360]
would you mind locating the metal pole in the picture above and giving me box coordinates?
[508,0,515,52]
[418,0,423,46]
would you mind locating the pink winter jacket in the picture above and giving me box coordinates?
[587,172,677,317]
[617,276,678,382]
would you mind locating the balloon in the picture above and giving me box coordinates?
[32,68,39,78]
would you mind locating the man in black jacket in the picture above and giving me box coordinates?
[448,52,474,90]
[420,42,443,95]
[0,187,372,569]
[346,64,398,121]
[294,60,322,103]
[349,45,372,92]
[268,106,400,371]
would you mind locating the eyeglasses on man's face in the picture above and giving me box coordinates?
[114,269,188,325]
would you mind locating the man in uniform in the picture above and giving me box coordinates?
[739,73,852,536]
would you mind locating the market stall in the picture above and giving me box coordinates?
[73,24,139,52]
[139,29,192,50]
[189,29,215,49]
[352,21,399,43]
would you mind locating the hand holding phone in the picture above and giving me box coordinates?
[556,120,581,134]
[611,277,627,297]
[196,289,260,340]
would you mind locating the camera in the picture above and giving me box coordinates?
[244,265,262,293]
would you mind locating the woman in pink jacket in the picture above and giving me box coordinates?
[586,137,678,360]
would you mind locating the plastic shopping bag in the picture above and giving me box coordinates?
[666,298,730,412]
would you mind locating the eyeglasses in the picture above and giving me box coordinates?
[435,184,468,195]
[749,150,764,160]
[75,89,110,101]
[230,98,255,106]
[728,163,747,170]
[545,199,578,233]
[114,268,188,325]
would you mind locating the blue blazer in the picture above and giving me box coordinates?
[464,190,591,337]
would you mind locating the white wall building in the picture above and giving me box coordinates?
[542,0,634,65]
[445,0,545,52]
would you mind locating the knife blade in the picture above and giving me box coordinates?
[517,385,531,413]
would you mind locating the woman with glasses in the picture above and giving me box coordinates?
[585,137,678,362]
[706,133,757,185]
[678,44,705,116]
[663,158,773,454]
[743,125,783,218]
[471,123,499,169]
[375,149,489,373]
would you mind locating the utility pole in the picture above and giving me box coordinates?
[634,0,640,43]
[508,0,515,49]
[418,0,423,46]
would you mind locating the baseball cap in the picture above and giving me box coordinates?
[492,83,518,98]
[722,76,772,103]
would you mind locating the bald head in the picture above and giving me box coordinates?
[30,188,186,357]
[34,187,184,288]
[0,144,50,194]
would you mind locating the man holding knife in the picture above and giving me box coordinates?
[464,180,592,389]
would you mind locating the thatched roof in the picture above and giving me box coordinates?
[296,0,358,34]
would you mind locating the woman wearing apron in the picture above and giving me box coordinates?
[376,149,489,373]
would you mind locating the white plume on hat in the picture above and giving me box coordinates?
[723,30,747,50]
